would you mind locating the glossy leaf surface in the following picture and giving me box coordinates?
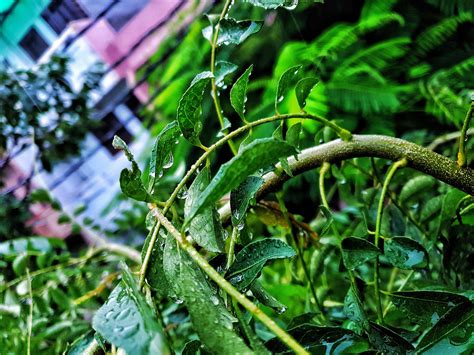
[384,236,428,269]
[230,175,264,227]
[230,65,253,120]
[202,19,263,46]
[341,237,381,270]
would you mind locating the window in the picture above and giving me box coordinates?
[106,0,149,32]
[19,28,49,61]
[42,0,87,34]
[91,112,132,156]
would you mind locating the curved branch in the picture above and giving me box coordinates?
[220,134,474,220]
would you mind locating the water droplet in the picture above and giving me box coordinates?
[116,308,131,320]
[163,152,174,169]
[210,295,220,306]
[278,95,284,103]
[237,221,245,231]
[175,298,184,304]
[121,324,139,338]
[158,170,163,178]
[277,306,287,314]
[178,187,188,199]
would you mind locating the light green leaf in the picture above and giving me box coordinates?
[384,236,428,270]
[275,65,303,113]
[185,167,225,252]
[230,175,264,227]
[341,236,381,270]
[177,71,213,146]
[227,238,296,290]
[286,122,302,148]
[245,0,298,10]
[113,136,151,202]
[367,322,415,354]
[399,175,437,203]
[230,65,253,120]
[92,265,164,355]
[202,19,263,46]
[295,77,319,109]
[215,61,238,87]
[390,291,470,325]
[186,138,297,224]
[251,280,287,314]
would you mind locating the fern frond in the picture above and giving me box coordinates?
[356,13,405,34]
[312,24,358,59]
[426,0,474,16]
[360,0,397,20]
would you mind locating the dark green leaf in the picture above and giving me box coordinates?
[92,264,164,355]
[66,330,95,355]
[250,280,287,313]
[230,65,253,120]
[176,71,213,146]
[202,19,263,46]
[344,286,368,330]
[420,195,443,223]
[246,0,298,10]
[215,61,238,87]
[341,236,381,270]
[227,238,295,290]
[148,121,180,189]
[390,291,470,325]
[367,321,415,354]
[384,236,428,269]
[295,77,319,109]
[275,65,302,113]
[185,138,297,224]
[185,167,225,252]
[182,340,202,355]
[230,175,264,227]
[417,301,474,353]
[399,175,437,203]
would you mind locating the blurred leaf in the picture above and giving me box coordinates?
[384,236,428,270]
[295,77,319,109]
[230,175,264,227]
[202,19,263,46]
[275,65,302,113]
[230,65,253,121]
[341,237,381,270]
[399,176,437,204]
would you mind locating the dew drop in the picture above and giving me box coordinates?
[210,295,220,306]
[163,152,174,169]
[278,95,284,103]
[178,187,189,199]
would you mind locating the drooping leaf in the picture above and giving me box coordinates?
[230,175,264,227]
[399,175,437,203]
[215,60,238,87]
[384,236,428,270]
[341,237,381,270]
[185,167,225,252]
[367,322,415,354]
[245,0,298,10]
[113,136,151,202]
[230,65,253,121]
[92,264,164,355]
[275,65,302,113]
[265,324,369,353]
[226,238,296,290]
[202,19,263,46]
[417,301,474,353]
[295,77,319,109]
[250,280,287,314]
[390,291,470,325]
[344,286,368,331]
[148,121,181,189]
[185,138,297,224]
[176,71,213,146]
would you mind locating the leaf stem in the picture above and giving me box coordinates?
[26,268,33,355]
[373,158,407,323]
[152,207,309,355]
[457,101,473,167]
[226,226,239,270]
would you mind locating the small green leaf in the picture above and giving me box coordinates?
[341,237,381,270]
[92,264,164,355]
[390,291,470,325]
[186,138,297,223]
[251,280,287,313]
[148,121,181,189]
[230,65,253,121]
[230,175,264,227]
[344,286,368,330]
[384,236,428,269]
[226,238,296,290]
[286,122,302,148]
[367,321,415,354]
[185,167,225,252]
[246,0,298,10]
[215,61,238,87]
[202,19,263,46]
[420,195,443,223]
[113,136,151,202]
[295,77,319,109]
[399,175,437,203]
[177,71,213,146]
[417,301,474,353]
[12,254,28,276]
[275,65,303,113]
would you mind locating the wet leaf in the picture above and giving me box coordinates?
[185,138,297,224]
[230,175,264,227]
[246,0,299,10]
[390,290,470,325]
[367,321,415,354]
[344,286,368,330]
[66,330,95,355]
[250,280,287,314]
[341,237,381,270]
[215,61,238,87]
[177,71,213,146]
[92,264,164,355]
[226,238,295,290]
[230,65,253,121]
[295,77,319,109]
[384,236,428,269]
[286,122,302,148]
[275,65,302,113]
[185,167,225,252]
[202,19,263,46]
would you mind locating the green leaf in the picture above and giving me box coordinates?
[185,138,297,224]
[399,175,437,203]
[295,77,319,109]
[148,121,181,189]
[226,238,296,290]
[384,236,428,269]
[250,280,287,314]
[417,301,474,353]
[286,122,302,148]
[230,65,253,121]
[230,175,264,227]
[12,254,28,276]
[344,286,368,330]
[202,19,263,46]
[275,65,302,113]
[245,0,298,10]
[66,330,95,355]
[341,236,381,270]
[265,324,369,353]
[215,60,238,87]
[142,229,172,298]
[367,321,415,354]
[92,264,164,355]
[0,237,64,256]
[176,71,213,146]
[390,291,470,325]
[113,136,151,202]
[420,195,443,223]
[185,167,225,252]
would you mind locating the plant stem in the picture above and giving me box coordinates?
[457,101,473,167]
[226,226,239,270]
[152,207,309,355]
[373,158,407,323]
[139,221,160,288]
[26,268,33,355]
